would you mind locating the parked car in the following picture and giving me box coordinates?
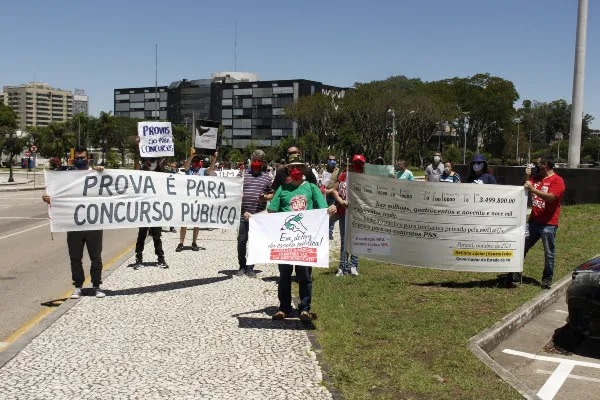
[567,254,600,339]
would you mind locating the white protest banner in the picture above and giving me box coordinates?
[45,170,242,232]
[346,173,527,272]
[138,121,174,158]
[364,163,395,178]
[247,209,329,267]
[216,170,239,178]
[194,126,218,150]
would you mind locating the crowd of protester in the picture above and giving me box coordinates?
[41,144,565,320]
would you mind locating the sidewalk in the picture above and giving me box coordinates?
[0,229,333,400]
[0,176,44,192]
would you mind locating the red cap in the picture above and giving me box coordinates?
[352,154,366,163]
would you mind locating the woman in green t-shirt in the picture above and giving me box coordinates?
[267,154,336,322]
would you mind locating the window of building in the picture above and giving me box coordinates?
[233,119,251,129]
[222,119,232,126]
[222,129,233,139]
[222,99,233,106]
[242,98,252,108]
[233,109,244,116]
[145,92,159,99]
[222,109,232,119]
[130,102,145,109]
[232,129,251,137]
[234,88,252,96]
[222,89,233,99]
[273,86,294,95]
[130,93,145,102]
[272,108,285,116]
[253,88,272,98]
[272,129,283,137]
[115,94,129,101]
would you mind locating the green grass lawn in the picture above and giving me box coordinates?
[311,204,600,399]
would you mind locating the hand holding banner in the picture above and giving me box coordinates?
[138,121,174,158]
[346,173,527,273]
[247,209,329,267]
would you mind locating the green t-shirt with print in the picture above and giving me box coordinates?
[268,182,328,212]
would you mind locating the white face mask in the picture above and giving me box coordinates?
[148,162,157,170]
[433,156,441,163]
[444,167,450,174]
[472,163,484,172]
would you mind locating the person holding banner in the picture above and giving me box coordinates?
[269,146,318,194]
[466,154,496,184]
[267,154,336,322]
[439,162,461,183]
[396,160,415,181]
[425,152,444,182]
[332,154,365,277]
[132,157,169,268]
[176,150,218,252]
[41,146,107,299]
[322,154,341,240]
[236,150,273,278]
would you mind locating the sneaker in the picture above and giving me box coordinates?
[157,259,169,269]
[246,270,257,278]
[299,311,313,322]
[70,287,82,299]
[133,256,143,270]
[541,279,553,289]
[175,243,184,252]
[272,311,289,320]
[350,267,359,276]
[191,242,200,251]
[94,287,106,298]
[235,269,246,277]
[335,269,344,277]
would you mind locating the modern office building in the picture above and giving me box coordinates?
[2,82,73,129]
[220,79,347,149]
[113,86,168,120]
[72,89,89,116]
[166,79,222,126]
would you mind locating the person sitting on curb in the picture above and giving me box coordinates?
[42,146,106,299]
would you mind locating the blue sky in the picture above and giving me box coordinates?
[2,0,599,126]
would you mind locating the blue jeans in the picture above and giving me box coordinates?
[278,264,312,313]
[339,215,358,273]
[525,222,558,281]
[511,222,558,282]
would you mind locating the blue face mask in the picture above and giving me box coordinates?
[73,158,88,170]
[327,160,337,168]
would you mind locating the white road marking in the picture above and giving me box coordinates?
[503,349,600,369]
[537,363,574,400]
[0,223,49,241]
[537,369,600,383]
[554,310,569,314]
[504,349,600,400]
[0,217,48,220]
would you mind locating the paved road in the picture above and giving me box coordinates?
[0,190,137,344]
[491,297,600,399]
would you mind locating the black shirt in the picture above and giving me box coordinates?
[272,166,318,192]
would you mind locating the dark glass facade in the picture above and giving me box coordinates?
[167,79,221,126]
[113,87,168,120]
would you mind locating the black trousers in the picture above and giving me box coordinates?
[136,227,164,260]
[237,218,253,271]
[67,230,103,287]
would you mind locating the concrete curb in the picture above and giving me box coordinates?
[468,274,572,400]
[0,242,136,370]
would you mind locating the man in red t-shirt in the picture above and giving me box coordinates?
[510,156,565,289]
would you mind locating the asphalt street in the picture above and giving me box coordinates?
[0,189,137,344]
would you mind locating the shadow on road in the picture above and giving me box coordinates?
[104,276,229,296]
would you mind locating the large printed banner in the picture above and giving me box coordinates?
[45,170,242,232]
[347,173,527,272]
[247,209,329,267]
[138,121,174,157]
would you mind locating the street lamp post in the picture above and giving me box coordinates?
[556,132,563,161]
[4,133,14,183]
[515,119,521,163]
[387,109,396,166]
